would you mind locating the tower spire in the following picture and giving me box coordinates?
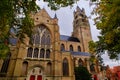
[54,13,57,19]
[76,5,81,11]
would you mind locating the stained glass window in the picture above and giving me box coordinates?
[40,49,45,58]
[46,49,50,58]
[63,58,69,76]
[33,48,39,58]
[27,47,33,57]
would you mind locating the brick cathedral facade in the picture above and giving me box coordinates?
[0,7,99,80]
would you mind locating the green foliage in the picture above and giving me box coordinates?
[44,0,79,10]
[0,0,81,58]
[0,0,38,58]
[0,43,9,59]
[93,0,120,59]
[89,40,104,65]
[89,41,97,54]
[74,66,92,80]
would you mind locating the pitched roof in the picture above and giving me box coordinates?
[60,35,80,42]
[61,51,90,56]
[71,51,90,56]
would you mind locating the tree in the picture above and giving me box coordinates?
[89,41,104,63]
[91,0,120,59]
[0,0,81,58]
[74,66,92,80]
[0,0,39,58]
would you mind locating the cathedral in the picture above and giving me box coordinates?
[0,6,99,80]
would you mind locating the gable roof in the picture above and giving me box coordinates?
[34,8,51,18]
[60,35,80,42]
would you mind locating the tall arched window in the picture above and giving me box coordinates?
[78,46,81,52]
[33,48,39,58]
[40,48,45,58]
[30,25,51,46]
[27,47,33,57]
[22,61,28,76]
[46,49,50,58]
[0,53,11,76]
[78,58,84,67]
[61,44,65,51]
[70,45,73,51]
[28,24,51,59]
[63,58,69,76]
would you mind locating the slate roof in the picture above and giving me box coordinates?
[71,51,90,56]
[61,51,90,56]
[60,35,80,42]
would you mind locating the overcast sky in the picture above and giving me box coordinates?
[36,0,120,68]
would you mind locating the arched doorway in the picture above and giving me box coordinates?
[28,67,43,80]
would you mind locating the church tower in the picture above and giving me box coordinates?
[72,6,92,52]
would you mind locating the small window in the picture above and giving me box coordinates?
[70,45,73,51]
[46,49,50,58]
[33,48,39,58]
[78,46,81,52]
[61,44,65,51]
[40,48,45,58]
[27,47,33,57]
[78,58,83,66]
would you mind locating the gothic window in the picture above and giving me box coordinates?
[22,61,28,76]
[33,48,39,58]
[70,45,73,51]
[28,24,51,59]
[40,48,45,58]
[63,58,69,76]
[27,47,33,57]
[30,25,51,46]
[78,46,81,52]
[78,58,83,67]
[0,53,11,76]
[46,49,50,58]
[61,44,65,51]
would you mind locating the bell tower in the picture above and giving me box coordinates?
[72,6,92,52]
